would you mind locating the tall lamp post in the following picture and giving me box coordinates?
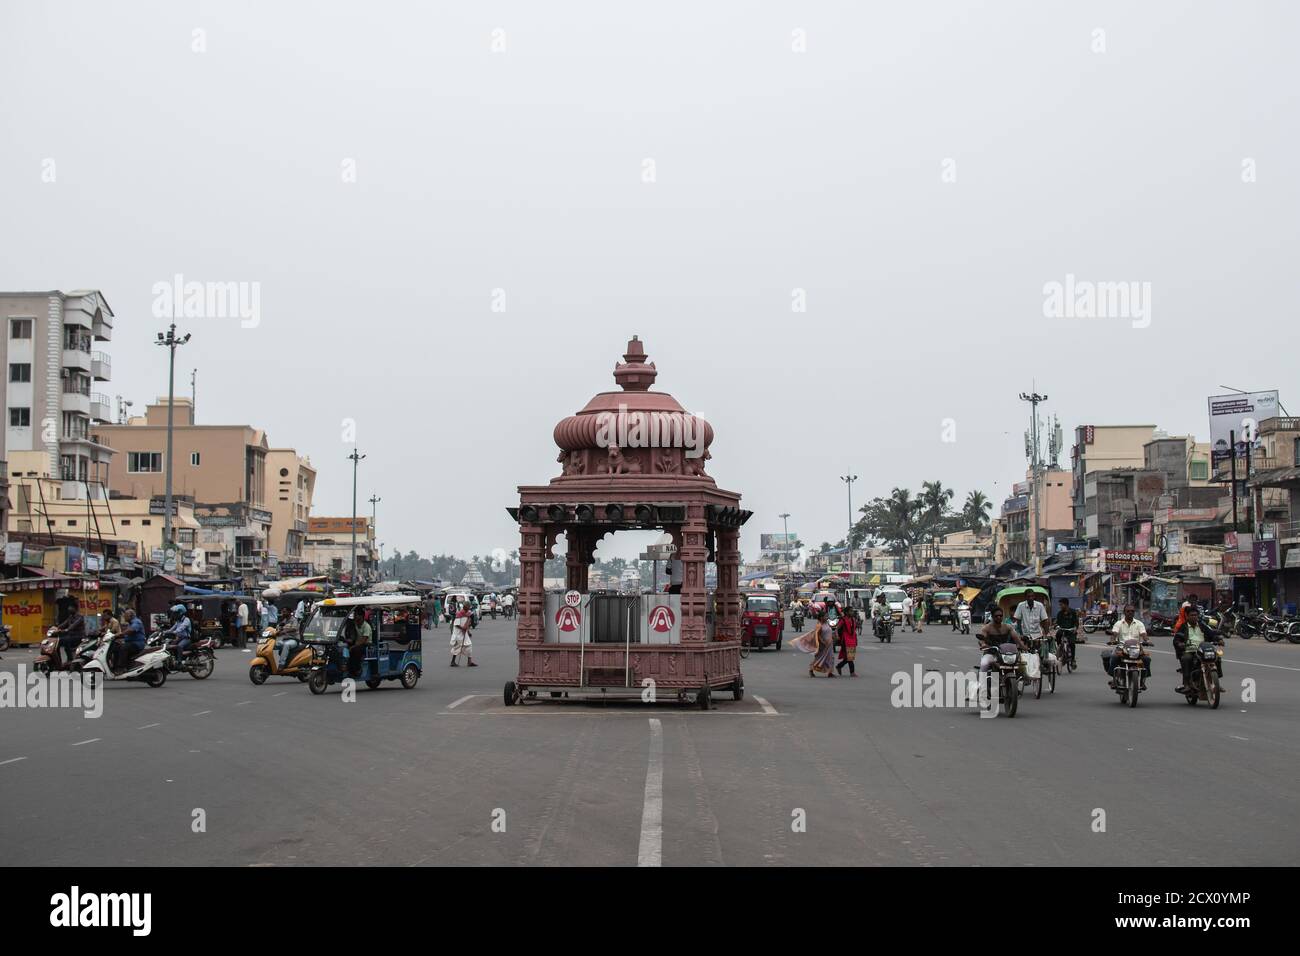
[348,449,366,583]
[1019,390,1047,574]
[155,324,191,560]
[369,494,382,581]
[841,473,858,575]
[779,512,792,582]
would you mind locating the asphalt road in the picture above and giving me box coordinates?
[2,617,1298,866]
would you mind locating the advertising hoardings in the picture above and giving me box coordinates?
[1207,390,1279,463]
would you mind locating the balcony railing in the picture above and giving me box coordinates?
[90,392,112,422]
[91,351,111,381]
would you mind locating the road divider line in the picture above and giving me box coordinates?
[137,723,160,729]
[0,756,27,766]
[637,718,664,867]
[273,692,287,697]
[447,694,477,710]
[753,695,779,716]
[193,711,211,717]
[71,739,100,747]
[234,701,252,706]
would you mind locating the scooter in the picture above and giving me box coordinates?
[80,630,170,687]
[957,605,971,635]
[33,626,96,674]
[249,626,313,683]
[148,628,217,679]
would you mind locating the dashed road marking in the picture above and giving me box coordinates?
[234,700,252,706]
[138,723,161,729]
[193,711,211,717]
[447,694,477,710]
[637,718,664,867]
[71,738,100,747]
[273,692,287,697]
[0,756,27,766]
[754,695,779,716]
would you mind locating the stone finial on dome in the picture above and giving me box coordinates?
[613,335,657,391]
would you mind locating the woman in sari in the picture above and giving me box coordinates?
[807,606,837,677]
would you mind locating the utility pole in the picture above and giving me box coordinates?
[841,473,858,575]
[156,324,191,562]
[1019,389,1048,575]
[369,494,382,582]
[190,369,197,416]
[348,448,366,583]
[779,512,792,582]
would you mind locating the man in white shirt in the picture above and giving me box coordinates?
[901,594,914,631]
[1104,603,1150,689]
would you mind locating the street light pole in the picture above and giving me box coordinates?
[1019,390,1048,575]
[841,473,858,575]
[779,512,792,582]
[155,324,191,561]
[348,448,365,583]
[369,494,382,581]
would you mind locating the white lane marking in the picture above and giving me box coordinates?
[241,649,251,654]
[71,738,100,747]
[926,646,947,651]
[0,756,28,766]
[637,718,664,867]
[138,723,161,729]
[234,701,252,707]
[273,692,287,697]
[1147,648,1300,672]
[447,694,477,710]
[1229,735,1250,741]
[193,711,211,717]
[754,695,778,716]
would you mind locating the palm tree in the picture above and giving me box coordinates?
[920,481,955,560]
[963,490,992,534]
[886,487,925,570]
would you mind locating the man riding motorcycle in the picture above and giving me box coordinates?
[113,610,147,672]
[51,604,87,669]
[871,594,891,637]
[162,604,194,660]
[1103,604,1151,690]
[977,607,1028,678]
[1174,604,1222,694]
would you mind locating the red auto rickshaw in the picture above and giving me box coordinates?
[742,592,785,651]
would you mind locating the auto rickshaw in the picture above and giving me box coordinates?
[302,595,423,694]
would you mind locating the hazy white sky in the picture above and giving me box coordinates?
[2,1,1296,563]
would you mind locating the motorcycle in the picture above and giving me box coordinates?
[957,605,971,635]
[1147,612,1175,636]
[147,628,217,679]
[1108,634,1152,707]
[249,626,312,683]
[873,615,893,643]
[1182,640,1224,708]
[33,626,96,674]
[1082,611,1117,634]
[1233,608,1264,640]
[982,641,1022,718]
[80,629,170,687]
[790,609,806,632]
[1262,612,1300,644]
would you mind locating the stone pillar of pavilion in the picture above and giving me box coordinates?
[517,522,545,645]
[714,526,741,642]
[678,503,709,643]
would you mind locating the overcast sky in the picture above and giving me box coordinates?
[2,1,1296,564]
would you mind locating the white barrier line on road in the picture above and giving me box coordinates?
[637,718,664,867]
[1146,648,1300,672]
[0,756,27,766]
[753,695,779,716]
[138,723,160,729]
[447,694,477,710]
[71,739,100,747]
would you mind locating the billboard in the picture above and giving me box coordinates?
[1207,391,1279,463]
[760,533,798,554]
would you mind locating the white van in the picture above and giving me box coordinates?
[873,586,908,621]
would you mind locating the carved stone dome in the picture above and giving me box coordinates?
[551,336,714,481]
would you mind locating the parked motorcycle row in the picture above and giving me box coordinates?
[32,623,218,688]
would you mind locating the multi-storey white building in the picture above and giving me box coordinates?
[1,291,115,497]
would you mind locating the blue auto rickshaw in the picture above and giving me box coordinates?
[303,595,423,694]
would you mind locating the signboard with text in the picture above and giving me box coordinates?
[1223,551,1255,576]
[1101,550,1157,571]
[1208,390,1279,463]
